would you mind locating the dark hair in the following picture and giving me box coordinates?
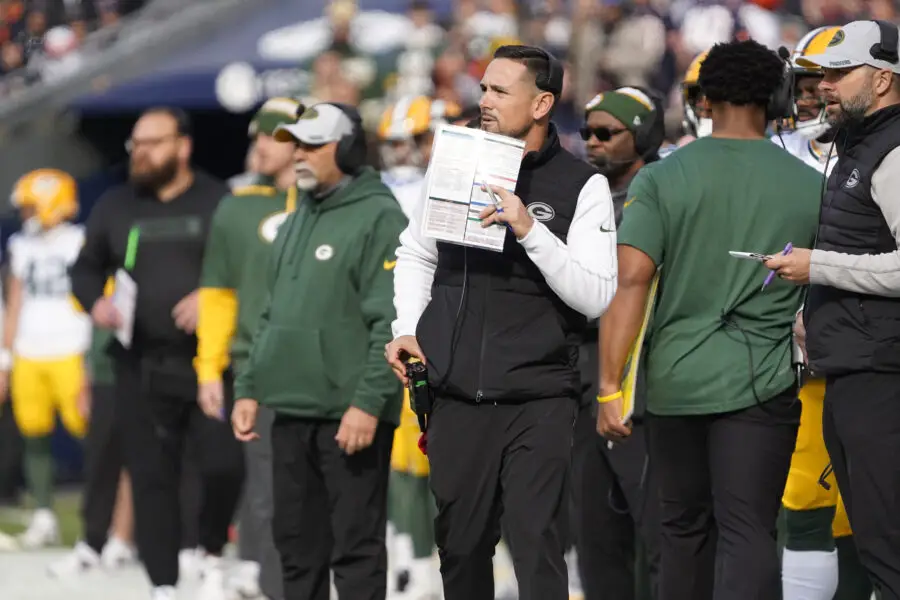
[493,44,563,99]
[140,106,193,137]
[698,40,783,108]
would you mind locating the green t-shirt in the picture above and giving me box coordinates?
[200,182,296,370]
[618,137,823,416]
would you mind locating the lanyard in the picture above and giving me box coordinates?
[124,226,140,272]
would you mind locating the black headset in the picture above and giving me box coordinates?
[295,102,368,175]
[767,47,795,122]
[870,19,899,64]
[532,47,565,99]
[630,86,667,159]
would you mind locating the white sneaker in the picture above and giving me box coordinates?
[101,536,137,569]
[47,541,101,577]
[401,556,442,599]
[151,585,177,600]
[197,556,233,600]
[179,547,205,579]
[18,508,60,549]
[227,560,262,599]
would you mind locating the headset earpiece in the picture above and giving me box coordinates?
[767,47,795,122]
[870,19,899,64]
[328,102,368,175]
[533,47,564,102]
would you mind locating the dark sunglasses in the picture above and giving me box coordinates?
[579,125,628,142]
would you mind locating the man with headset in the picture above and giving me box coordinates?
[572,87,664,600]
[229,102,407,600]
[597,40,822,599]
[766,20,900,599]
[385,44,617,600]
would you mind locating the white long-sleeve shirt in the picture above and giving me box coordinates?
[391,170,619,338]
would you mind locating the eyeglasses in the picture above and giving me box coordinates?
[579,125,628,142]
[124,134,181,154]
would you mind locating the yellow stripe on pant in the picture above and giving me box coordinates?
[11,354,87,439]
[782,377,852,538]
[391,389,430,476]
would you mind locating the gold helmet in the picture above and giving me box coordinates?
[378,96,461,169]
[788,26,840,139]
[11,168,78,230]
[682,49,711,138]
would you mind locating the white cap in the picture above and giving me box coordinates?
[274,103,356,145]
[797,20,900,74]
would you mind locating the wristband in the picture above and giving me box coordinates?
[0,349,11,372]
[596,390,623,404]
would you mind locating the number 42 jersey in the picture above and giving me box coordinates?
[8,223,91,359]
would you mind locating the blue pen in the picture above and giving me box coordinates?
[482,183,514,232]
[762,242,793,290]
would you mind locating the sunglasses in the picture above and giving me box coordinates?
[579,125,628,142]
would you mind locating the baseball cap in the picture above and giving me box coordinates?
[797,20,900,74]
[274,103,356,145]
[249,97,303,137]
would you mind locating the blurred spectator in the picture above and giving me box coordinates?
[594,0,667,89]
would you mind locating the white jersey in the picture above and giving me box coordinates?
[382,167,426,220]
[9,223,91,359]
[773,130,837,177]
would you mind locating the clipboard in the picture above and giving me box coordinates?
[619,268,662,423]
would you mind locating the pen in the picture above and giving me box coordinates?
[762,242,793,290]
[482,183,513,232]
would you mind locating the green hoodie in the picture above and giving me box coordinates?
[234,168,407,424]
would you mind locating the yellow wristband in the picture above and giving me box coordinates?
[597,390,623,404]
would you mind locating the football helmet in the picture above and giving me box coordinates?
[682,49,712,138]
[378,96,462,170]
[11,169,78,232]
[789,26,840,140]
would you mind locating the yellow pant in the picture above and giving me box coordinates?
[391,389,430,477]
[11,354,86,439]
[783,378,851,538]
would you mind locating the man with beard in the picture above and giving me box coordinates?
[385,45,617,600]
[70,107,245,600]
[195,97,301,600]
[571,87,664,600]
[765,20,900,600]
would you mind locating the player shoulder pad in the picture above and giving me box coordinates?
[232,184,277,197]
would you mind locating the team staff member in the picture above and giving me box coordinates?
[598,40,822,600]
[766,20,900,598]
[385,45,618,600]
[0,169,92,549]
[230,102,406,600]
[573,87,663,600]
[195,97,301,600]
[70,107,245,600]
[773,25,873,600]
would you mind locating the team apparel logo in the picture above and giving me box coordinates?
[526,202,555,222]
[844,168,860,189]
[315,244,334,261]
[258,211,290,243]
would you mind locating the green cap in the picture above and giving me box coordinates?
[249,97,304,137]
[584,87,655,131]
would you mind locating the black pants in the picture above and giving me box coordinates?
[116,356,245,587]
[647,390,800,600]
[823,371,900,600]
[81,383,123,553]
[428,396,575,600]
[572,402,659,600]
[271,415,393,600]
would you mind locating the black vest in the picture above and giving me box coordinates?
[415,127,598,402]
[806,105,900,375]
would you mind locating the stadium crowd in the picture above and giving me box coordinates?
[0,2,900,600]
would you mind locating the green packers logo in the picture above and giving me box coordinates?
[298,106,319,120]
[258,211,289,243]
[828,30,845,47]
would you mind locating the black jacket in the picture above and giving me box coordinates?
[416,127,598,402]
[806,105,900,375]
[70,171,227,359]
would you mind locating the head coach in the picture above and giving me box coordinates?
[765,20,900,597]
[384,45,618,600]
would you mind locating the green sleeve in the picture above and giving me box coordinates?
[232,210,297,400]
[350,204,407,420]
[200,197,234,289]
[617,168,666,266]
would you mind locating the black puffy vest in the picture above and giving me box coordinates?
[806,105,900,375]
[415,127,598,402]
